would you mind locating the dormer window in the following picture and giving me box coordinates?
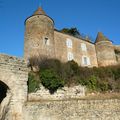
[44,37,50,45]
[81,43,87,51]
[66,38,72,48]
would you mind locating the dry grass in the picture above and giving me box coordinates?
[84,92,120,100]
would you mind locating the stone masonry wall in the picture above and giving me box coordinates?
[54,31,98,67]
[28,85,85,101]
[114,45,120,64]
[24,99,120,120]
[0,54,28,120]
[95,41,117,66]
[24,15,55,60]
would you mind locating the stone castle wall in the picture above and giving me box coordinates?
[23,8,120,68]
[114,45,120,64]
[0,54,28,120]
[28,85,85,101]
[0,54,120,120]
[54,31,98,67]
[24,99,120,120]
[116,54,120,64]
[24,15,55,60]
[95,41,117,66]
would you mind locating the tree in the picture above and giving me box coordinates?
[60,27,80,37]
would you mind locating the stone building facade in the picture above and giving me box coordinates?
[24,7,120,67]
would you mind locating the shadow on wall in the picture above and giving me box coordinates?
[0,81,9,103]
[0,81,12,120]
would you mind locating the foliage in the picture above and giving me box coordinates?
[79,75,98,91]
[40,69,64,94]
[28,58,120,93]
[60,27,94,42]
[60,27,80,37]
[28,72,40,93]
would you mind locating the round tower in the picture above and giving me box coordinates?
[24,7,55,61]
[95,32,117,66]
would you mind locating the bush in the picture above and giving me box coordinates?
[87,75,98,91]
[28,72,40,93]
[79,75,98,91]
[97,82,109,92]
[28,58,120,93]
[40,69,64,94]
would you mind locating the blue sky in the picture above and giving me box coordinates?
[0,0,120,57]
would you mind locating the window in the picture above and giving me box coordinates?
[82,56,91,66]
[44,37,50,45]
[67,52,74,61]
[83,57,87,65]
[66,38,72,48]
[81,43,87,51]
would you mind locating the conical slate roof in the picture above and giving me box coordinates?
[95,32,110,43]
[33,7,46,15]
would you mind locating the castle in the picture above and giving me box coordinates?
[0,7,120,120]
[24,7,120,67]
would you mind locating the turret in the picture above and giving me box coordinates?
[95,32,117,66]
[24,7,55,61]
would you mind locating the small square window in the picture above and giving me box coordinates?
[44,37,50,45]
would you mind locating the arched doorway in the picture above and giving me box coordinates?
[0,81,9,104]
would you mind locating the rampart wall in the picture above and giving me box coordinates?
[24,99,120,120]
[0,54,28,120]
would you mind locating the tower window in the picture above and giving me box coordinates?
[67,52,74,61]
[81,43,87,51]
[44,37,50,45]
[66,38,72,48]
[82,56,91,66]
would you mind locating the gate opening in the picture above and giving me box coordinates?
[0,81,9,103]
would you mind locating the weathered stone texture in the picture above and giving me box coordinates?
[114,45,120,51]
[54,31,98,67]
[24,99,120,120]
[24,15,55,60]
[96,41,117,66]
[0,54,28,120]
[0,52,120,120]
[28,85,85,101]
[24,8,120,68]
[114,45,120,64]
[116,54,120,63]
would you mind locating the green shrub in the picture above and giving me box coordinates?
[28,58,120,93]
[67,60,79,74]
[112,66,120,80]
[87,75,98,90]
[28,73,40,93]
[79,75,98,91]
[40,69,64,94]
